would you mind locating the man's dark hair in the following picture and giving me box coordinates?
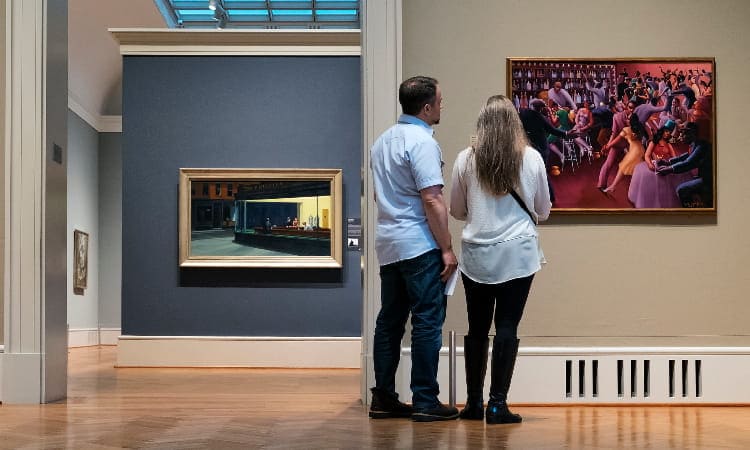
[684,121,699,134]
[629,113,646,139]
[530,98,546,111]
[399,76,438,115]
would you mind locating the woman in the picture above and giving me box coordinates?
[571,101,594,159]
[627,120,692,208]
[659,97,687,137]
[450,95,551,424]
[644,124,677,171]
[547,100,572,165]
[601,114,647,193]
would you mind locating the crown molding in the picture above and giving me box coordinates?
[98,115,123,133]
[67,94,99,130]
[68,94,122,133]
[109,28,360,56]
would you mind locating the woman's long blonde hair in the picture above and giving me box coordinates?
[473,95,527,195]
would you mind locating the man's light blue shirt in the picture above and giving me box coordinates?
[370,114,445,266]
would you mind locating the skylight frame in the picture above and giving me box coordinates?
[156,0,360,29]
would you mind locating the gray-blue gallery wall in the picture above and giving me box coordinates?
[122,56,361,336]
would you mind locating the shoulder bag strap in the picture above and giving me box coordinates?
[510,190,537,225]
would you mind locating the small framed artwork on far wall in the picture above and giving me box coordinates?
[73,229,89,295]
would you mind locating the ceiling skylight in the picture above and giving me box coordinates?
[154,0,360,29]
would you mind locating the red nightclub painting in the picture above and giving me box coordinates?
[507,58,715,214]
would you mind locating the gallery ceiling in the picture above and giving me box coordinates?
[68,0,165,122]
[68,0,361,126]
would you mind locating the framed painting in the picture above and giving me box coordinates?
[507,57,715,214]
[179,168,343,268]
[73,229,89,295]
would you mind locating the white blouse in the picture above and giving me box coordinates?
[449,146,551,284]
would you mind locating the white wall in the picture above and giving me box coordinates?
[1,0,6,347]
[98,132,121,331]
[67,110,99,331]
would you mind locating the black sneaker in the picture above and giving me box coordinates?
[411,403,460,422]
[369,387,413,419]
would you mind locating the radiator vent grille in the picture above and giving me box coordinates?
[564,358,703,401]
[400,346,750,404]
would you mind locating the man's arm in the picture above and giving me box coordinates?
[658,143,705,175]
[563,90,577,110]
[421,185,458,282]
[608,114,624,144]
[669,143,706,174]
[542,115,567,138]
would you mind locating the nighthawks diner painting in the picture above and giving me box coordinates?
[507,58,715,214]
[179,168,343,268]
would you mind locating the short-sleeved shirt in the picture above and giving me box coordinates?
[370,114,444,266]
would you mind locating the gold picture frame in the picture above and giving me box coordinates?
[507,57,716,214]
[73,229,89,294]
[179,168,343,268]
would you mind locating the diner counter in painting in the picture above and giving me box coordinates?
[234,227,331,256]
[260,226,331,239]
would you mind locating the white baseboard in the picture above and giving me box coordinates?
[396,346,750,404]
[68,328,122,347]
[0,352,41,403]
[0,349,4,403]
[68,328,100,347]
[116,336,361,368]
[99,328,121,346]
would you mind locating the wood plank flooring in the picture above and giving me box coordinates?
[1,346,749,449]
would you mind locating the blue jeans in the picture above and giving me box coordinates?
[373,249,447,409]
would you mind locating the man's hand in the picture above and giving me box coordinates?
[440,248,458,283]
[656,165,673,176]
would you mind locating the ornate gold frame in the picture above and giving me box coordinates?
[179,168,343,268]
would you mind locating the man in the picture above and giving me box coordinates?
[656,122,713,207]
[591,98,616,150]
[597,101,635,191]
[584,77,608,107]
[687,76,701,99]
[547,81,577,111]
[617,76,630,101]
[634,95,672,129]
[672,81,697,110]
[519,99,568,202]
[369,76,459,422]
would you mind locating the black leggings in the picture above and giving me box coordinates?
[462,273,534,340]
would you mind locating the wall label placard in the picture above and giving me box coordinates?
[347,218,361,250]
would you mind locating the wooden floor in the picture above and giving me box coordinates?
[1,347,749,449]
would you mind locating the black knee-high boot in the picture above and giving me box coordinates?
[459,335,489,420]
[486,337,522,424]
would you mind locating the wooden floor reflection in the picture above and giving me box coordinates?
[1,346,748,449]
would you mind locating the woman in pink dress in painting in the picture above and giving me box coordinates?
[644,124,677,170]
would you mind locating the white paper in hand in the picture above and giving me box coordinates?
[444,267,460,296]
